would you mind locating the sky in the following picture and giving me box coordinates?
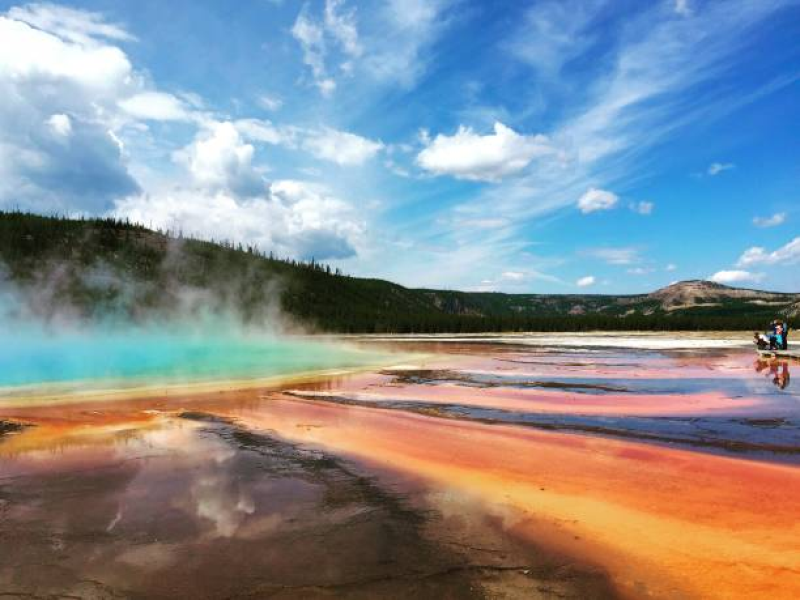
[0,0,798,294]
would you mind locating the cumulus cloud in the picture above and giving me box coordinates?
[752,212,786,228]
[416,122,553,182]
[301,127,383,166]
[232,120,383,167]
[0,11,133,90]
[172,121,264,197]
[709,270,763,284]
[46,113,72,137]
[113,180,363,260]
[119,117,366,260]
[707,162,734,176]
[577,188,618,213]
[119,91,191,121]
[736,237,800,267]
[0,6,149,212]
[0,3,371,264]
[576,275,595,287]
[233,119,284,145]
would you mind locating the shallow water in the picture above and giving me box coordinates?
[1,334,799,599]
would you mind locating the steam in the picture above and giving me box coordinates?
[0,239,382,391]
[0,232,294,332]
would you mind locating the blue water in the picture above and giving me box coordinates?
[0,325,383,388]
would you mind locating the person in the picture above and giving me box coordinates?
[771,322,785,350]
[754,320,789,350]
[774,322,787,350]
[754,330,770,349]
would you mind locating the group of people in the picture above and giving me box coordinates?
[754,319,790,351]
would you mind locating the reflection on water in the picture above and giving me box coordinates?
[756,359,792,390]
[2,337,799,599]
[0,412,613,599]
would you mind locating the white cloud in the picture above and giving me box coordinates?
[674,0,692,17]
[583,247,639,265]
[0,14,133,94]
[0,9,140,212]
[507,1,596,77]
[469,267,561,291]
[234,119,284,145]
[119,91,190,121]
[576,275,595,287]
[0,4,374,264]
[736,237,800,267]
[46,113,72,137]
[7,2,135,45]
[417,122,553,182]
[707,162,734,176]
[291,0,362,96]
[363,0,455,87]
[627,267,654,275]
[500,271,525,281]
[173,121,264,197]
[336,0,798,290]
[301,127,383,166]
[632,200,654,215]
[753,212,786,228]
[291,6,332,95]
[231,120,383,167]
[709,270,763,284]
[324,0,362,58]
[447,0,798,257]
[257,93,283,112]
[113,180,364,260]
[577,188,618,213]
[666,263,677,272]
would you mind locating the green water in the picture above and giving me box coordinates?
[0,324,384,389]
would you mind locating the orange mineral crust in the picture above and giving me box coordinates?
[230,396,800,599]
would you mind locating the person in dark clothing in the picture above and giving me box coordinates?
[754,320,790,350]
[771,322,786,350]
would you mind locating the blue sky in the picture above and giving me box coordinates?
[0,0,798,293]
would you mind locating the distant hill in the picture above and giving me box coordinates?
[0,212,796,332]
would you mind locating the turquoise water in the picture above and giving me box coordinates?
[0,325,383,388]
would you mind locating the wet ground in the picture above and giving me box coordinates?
[1,334,799,599]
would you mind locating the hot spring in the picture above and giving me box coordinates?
[0,322,390,392]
